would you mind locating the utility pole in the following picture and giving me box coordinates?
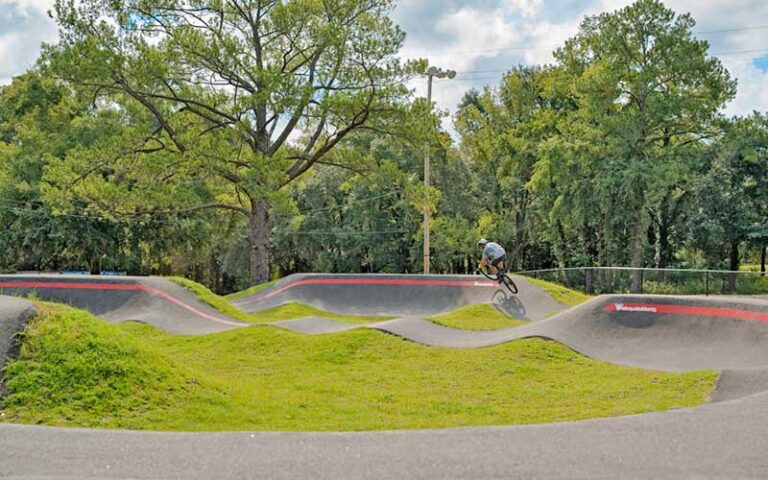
[422,65,456,275]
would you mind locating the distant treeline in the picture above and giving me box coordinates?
[0,0,765,293]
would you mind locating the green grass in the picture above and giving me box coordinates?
[525,277,594,307]
[740,265,764,272]
[1,302,717,431]
[224,280,277,300]
[248,303,389,324]
[169,276,390,324]
[1,303,215,429]
[428,304,526,330]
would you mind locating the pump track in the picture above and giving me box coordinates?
[1,273,767,479]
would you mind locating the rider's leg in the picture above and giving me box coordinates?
[490,258,503,282]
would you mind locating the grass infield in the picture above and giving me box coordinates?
[1,302,717,431]
[427,304,527,330]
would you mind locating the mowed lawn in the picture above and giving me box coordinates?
[1,303,717,432]
[428,304,527,330]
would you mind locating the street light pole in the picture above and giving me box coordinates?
[422,66,456,275]
[423,74,432,275]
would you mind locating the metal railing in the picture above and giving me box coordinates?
[519,266,768,296]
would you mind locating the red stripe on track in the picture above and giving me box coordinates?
[603,302,768,323]
[235,277,499,305]
[0,281,244,327]
[0,281,143,291]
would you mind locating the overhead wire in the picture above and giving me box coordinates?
[0,189,406,225]
[450,47,768,78]
[405,23,768,58]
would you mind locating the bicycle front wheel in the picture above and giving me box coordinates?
[501,274,518,294]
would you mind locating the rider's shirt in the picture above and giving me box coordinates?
[483,242,506,261]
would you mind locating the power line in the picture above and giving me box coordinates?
[406,24,768,58]
[277,229,411,236]
[429,48,768,88]
[0,190,405,223]
[696,24,768,35]
[273,191,402,219]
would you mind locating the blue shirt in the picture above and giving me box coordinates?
[483,242,506,261]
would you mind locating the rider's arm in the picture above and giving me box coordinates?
[480,254,488,267]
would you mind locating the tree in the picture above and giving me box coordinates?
[554,0,735,291]
[456,66,572,270]
[688,114,768,288]
[42,0,415,284]
[0,72,230,277]
[0,72,124,273]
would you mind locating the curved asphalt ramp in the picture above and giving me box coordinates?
[273,294,768,373]
[3,280,768,478]
[0,295,36,397]
[2,274,767,374]
[233,273,565,320]
[0,275,245,334]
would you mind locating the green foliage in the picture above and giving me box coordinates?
[0,0,765,288]
[272,133,424,274]
[455,65,570,271]
[687,114,768,271]
[41,0,419,284]
[536,0,735,275]
[2,302,717,431]
[0,73,240,285]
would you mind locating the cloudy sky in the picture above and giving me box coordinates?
[2,0,767,121]
[392,0,768,119]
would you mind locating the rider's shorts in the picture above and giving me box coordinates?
[490,255,506,267]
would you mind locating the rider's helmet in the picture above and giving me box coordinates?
[477,238,488,248]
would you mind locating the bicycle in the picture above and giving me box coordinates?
[478,260,519,294]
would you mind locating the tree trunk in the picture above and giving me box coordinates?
[656,225,670,282]
[725,240,739,293]
[585,268,595,294]
[654,192,671,282]
[248,198,272,285]
[513,187,531,272]
[630,200,646,293]
[514,208,527,271]
[761,243,766,277]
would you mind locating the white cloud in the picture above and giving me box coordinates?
[501,0,545,18]
[431,7,521,70]
[0,0,57,85]
[722,58,768,116]
[1,0,767,123]
[0,0,54,15]
[395,0,768,129]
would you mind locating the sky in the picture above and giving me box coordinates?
[2,0,767,123]
[392,0,768,119]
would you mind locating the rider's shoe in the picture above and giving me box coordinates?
[497,277,503,284]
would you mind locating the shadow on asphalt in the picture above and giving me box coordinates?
[492,290,528,320]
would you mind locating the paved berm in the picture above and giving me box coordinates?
[1,273,768,479]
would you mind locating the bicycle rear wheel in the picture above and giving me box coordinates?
[501,274,518,294]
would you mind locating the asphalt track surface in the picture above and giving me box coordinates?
[233,273,565,319]
[1,273,768,479]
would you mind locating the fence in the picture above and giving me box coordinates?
[519,267,768,296]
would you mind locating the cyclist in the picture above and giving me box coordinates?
[477,238,507,281]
